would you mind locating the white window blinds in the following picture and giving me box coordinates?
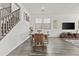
[35,18,51,30]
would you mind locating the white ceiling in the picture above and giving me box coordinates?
[22,3,79,15]
[0,3,10,9]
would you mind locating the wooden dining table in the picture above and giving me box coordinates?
[30,32,48,51]
[30,32,48,45]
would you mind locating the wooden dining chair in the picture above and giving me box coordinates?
[32,33,46,51]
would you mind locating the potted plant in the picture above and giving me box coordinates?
[29,26,33,34]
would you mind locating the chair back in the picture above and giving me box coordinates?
[34,33,44,44]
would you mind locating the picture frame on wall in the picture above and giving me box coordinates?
[53,20,59,29]
[24,12,30,22]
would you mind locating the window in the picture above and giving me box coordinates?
[35,18,42,29]
[35,18,51,30]
[43,18,50,23]
[35,18,42,23]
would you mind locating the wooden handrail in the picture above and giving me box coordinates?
[0,4,11,18]
[14,3,20,9]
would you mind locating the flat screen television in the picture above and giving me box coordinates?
[62,23,75,30]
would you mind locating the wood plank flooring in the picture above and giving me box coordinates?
[7,38,79,56]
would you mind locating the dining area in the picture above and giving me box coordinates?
[30,29,49,53]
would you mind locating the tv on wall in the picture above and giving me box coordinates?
[62,23,75,30]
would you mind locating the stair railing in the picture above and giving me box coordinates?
[0,3,20,40]
[0,4,11,18]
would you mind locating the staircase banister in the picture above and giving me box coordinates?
[14,3,20,9]
[0,3,20,40]
[12,8,20,13]
[0,6,11,10]
[0,8,20,20]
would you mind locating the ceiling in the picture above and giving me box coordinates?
[22,3,79,15]
[0,3,10,9]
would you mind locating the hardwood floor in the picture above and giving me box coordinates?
[7,38,79,56]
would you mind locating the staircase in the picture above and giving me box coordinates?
[0,3,20,40]
[0,3,30,55]
[0,3,11,18]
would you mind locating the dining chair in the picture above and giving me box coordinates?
[32,33,46,51]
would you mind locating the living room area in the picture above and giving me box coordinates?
[6,3,79,56]
[28,3,79,38]
[1,3,79,56]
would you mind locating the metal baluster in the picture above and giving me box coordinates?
[0,20,2,39]
[16,10,18,23]
[9,15,11,30]
[8,16,9,31]
[18,10,19,21]
[1,20,3,38]
[12,14,14,27]
[1,19,4,37]
[4,18,6,36]
[1,10,2,18]
[11,15,13,27]
[7,17,9,33]
[13,14,15,26]
[11,15,13,29]
[9,16,11,30]
[5,17,7,34]
[0,10,1,18]
[10,14,13,29]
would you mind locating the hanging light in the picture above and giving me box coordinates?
[41,6,45,12]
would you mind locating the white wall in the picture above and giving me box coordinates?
[0,3,10,8]
[22,3,79,37]
[18,3,31,21]
[0,5,2,9]
[50,14,79,37]
[30,13,79,37]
